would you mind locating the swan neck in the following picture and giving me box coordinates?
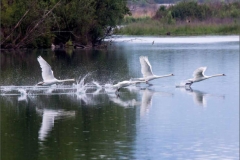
[156,74,173,78]
[208,74,224,78]
[59,79,75,82]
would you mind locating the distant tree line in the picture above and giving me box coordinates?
[117,0,240,36]
[129,0,240,5]
[1,0,130,49]
[155,1,240,22]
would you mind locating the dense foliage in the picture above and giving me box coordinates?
[1,0,130,49]
[155,1,240,22]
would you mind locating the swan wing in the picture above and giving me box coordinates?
[140,56,154,78]
[37,56,55,81]
[193,67,207,79]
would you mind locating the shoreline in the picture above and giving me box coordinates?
[1,35,238,50]
[115,22,240,36]
[106,35,239,44]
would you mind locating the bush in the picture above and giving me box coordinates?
[1,0,130,49]
[155,5,167,19]
[169,1,211,20]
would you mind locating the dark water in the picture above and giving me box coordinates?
[1,36,239,160]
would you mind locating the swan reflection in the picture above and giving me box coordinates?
[108,94,139,108]
[183,88,224,107]
[140,88,154,116]
[125,87,173,116]
[18,94,28,102]
[17,89,28,102]
[37,109,75,142]
[138,88,173,116]
[188,89,207,107]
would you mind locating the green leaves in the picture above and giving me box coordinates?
[1,0,129,48]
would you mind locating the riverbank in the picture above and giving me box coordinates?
[106,35,239,45]
[114,19,240,36]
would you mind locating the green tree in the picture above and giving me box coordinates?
[89,0,130,45]
[1,0,130,49]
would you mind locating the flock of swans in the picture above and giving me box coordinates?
[0,54,226,102]
[37,55,225,91]
[2,55,226,144]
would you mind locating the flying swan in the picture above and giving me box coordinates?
[185,67,225,86]
[37,56,75,85]
[132,56,174,83]
[113,80,143,92]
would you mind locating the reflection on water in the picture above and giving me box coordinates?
[1,36,239,160]
[38,109,75,142]
[108,94,138,108]
[180,87,225,107]
[139,88,174,117]
[17,89,28,102]
[140,88,154,117]
[186,88,208,107]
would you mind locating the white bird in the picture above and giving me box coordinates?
[113,80,142,92]
[37,56,75,86]
[185,67,225,86]
[132,56,174,83]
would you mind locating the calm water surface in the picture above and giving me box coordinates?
[1,36,239,160]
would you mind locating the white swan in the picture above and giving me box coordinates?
[37,56,75,85]
[185,67,225,86]
[132,56,174,83]
[113,80,142,92]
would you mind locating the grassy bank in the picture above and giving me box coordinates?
[115,1,240,36]
[115,18,240,35]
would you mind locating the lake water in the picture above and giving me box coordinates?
[1,36,239,160]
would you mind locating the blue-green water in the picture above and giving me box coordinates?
[1,36,239,160]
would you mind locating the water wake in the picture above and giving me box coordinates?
[0,74,153,96]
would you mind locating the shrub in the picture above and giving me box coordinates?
[169,1,211,20]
